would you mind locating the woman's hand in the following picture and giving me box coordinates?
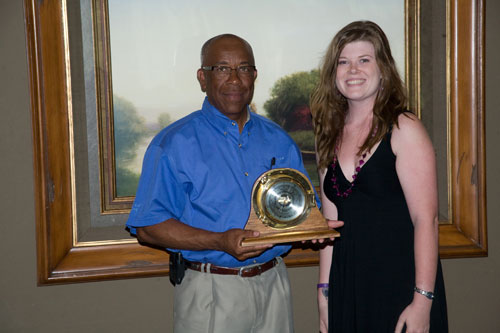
[304,219,344,244]
[326,219,344,230]
[395,298,432,333]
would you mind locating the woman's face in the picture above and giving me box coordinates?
[335,40,382,106]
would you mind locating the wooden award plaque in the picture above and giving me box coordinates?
[241,168,339,246]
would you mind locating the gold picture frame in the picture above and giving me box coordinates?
[25,0,486,285]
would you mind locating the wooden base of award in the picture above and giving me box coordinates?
[241,205,339,246]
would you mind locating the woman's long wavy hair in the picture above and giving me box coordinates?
[311,21,408,170]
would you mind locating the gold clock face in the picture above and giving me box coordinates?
[252,168,316,229]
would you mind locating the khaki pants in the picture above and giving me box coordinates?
[173,257,294,333]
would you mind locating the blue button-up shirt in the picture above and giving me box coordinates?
[126,98,315,267]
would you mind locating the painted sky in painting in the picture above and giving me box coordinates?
[108,0,405,122]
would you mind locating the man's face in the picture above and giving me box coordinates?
[197,37,257,119]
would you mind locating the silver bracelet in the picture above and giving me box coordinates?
[414,286,435,300]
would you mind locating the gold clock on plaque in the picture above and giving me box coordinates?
[242,168,339,246]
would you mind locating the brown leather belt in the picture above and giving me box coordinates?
[185,258,279,277]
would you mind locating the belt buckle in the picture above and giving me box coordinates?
[238,263,262,277]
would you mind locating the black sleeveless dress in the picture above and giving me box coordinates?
[324,131,448,332]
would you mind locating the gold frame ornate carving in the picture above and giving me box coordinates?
[25,0,486,285]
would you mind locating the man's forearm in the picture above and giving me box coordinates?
[136,219,222,251]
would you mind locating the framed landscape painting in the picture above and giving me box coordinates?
[25,0,486,284]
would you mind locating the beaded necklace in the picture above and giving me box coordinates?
[330,149,367,198]
[331,120,377,197]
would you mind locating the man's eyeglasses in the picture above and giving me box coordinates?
[202,65,256,77]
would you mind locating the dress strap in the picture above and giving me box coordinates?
[385,123,398,156]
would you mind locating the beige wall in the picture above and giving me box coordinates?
[0,1,498,332]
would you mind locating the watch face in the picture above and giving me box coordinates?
[264,180,306,222]
[252,168,315,229]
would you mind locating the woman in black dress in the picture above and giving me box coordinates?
[310,21,448,332]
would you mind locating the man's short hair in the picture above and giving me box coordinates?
[200,34,254,66]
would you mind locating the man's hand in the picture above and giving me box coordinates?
[219,229,272,261]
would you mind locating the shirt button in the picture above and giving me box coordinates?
[224,131,227,136]
[238,143,242,148]
[244,172,249,176]
[231,122,236,126]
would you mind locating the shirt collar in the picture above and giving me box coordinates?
[201,97,253,134]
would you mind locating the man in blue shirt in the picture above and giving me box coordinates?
[127,34,311,332]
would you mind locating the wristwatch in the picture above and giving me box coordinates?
[414,286,435,300]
